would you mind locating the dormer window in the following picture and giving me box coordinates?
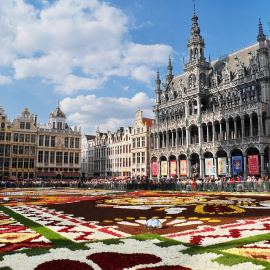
[57,122,62,129]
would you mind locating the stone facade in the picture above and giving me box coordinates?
[131,107,153,178]
[92,109,153,179]
[81,134,95,178]
[36,102,81,179]
[0,107,37,180]
[0,102,81,180]
[150,13,270,179]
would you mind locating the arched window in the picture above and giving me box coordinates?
[194,48,198,59]
[199,73,206,87]
[190,49,193,61]
[189,74,196,89]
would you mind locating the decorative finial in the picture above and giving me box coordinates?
[257,18,266,43]
[193,0,196,14]
[57,99,60,107]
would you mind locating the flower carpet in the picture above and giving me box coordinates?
[0,188,269,269]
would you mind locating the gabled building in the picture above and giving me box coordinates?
[81,134,95,178]
[131,107,153,179]
[36,101,81,179]
[10,109,37,180]
[0,106,13,180]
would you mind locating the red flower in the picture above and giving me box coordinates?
[87,252,162,270]
[35,260,93,270]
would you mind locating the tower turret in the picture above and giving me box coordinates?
[187,12,205,62]
[155,70,161,104]
[166,56,174,83]
[257,19,269,73]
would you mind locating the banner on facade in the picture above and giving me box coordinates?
[205,158,214,175]
[180,160,187,176]
[161,161,167,176]
[248,155,260,175]
[218,157,227,175]
[170,160,177,176]
[232,156,242,175]
[152,162,158,177]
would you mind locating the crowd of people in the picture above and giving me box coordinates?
[1,175,269,192]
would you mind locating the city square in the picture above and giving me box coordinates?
[0,187,269,269]
[0,0,269,269]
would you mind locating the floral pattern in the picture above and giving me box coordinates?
[0,188,269,269]
[0,239,264,270]
[0,210,52,253]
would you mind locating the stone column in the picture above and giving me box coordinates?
[187,158,191,178]
[162,133,165,148]
[181,129,184,145]
[177,157,180,178]
[241,117,245,143]
[228,156,232,177]
[198,124,202,146]
[261,153,265,177]
[176,129,179,148]
[186,128,190,148]
[207,124,209,142]
[212,123,215,142]
[220,122,223,141]
[250,117,253,137]
[167,159,170,178]
[200,157,204,178]
[214,156,218,178]
[258,114,263,140]
[243,155,247,179]
[226,119,230,141]
[234,119,237,139]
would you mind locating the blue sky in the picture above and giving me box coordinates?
[0,0,269,134]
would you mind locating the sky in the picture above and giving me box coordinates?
[0,0,269,135]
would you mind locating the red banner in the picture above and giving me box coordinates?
[248,155,259,175]
[152,162,158,177]
[180,160,187,176]
[170,160,177,176]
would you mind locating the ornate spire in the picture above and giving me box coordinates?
[190,13,200,36]
[155,70,161,91]
[167,56,173,82]
[49,100,66,118]
[155,70,161,105]
[257,19,266,42]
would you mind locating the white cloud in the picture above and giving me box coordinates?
[132,65,156,84]
[55,75,105,94]
[0,0,172,94]
[60,92,155,134]
[0,75,12,85]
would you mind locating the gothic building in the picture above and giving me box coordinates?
[150,12,270,179]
